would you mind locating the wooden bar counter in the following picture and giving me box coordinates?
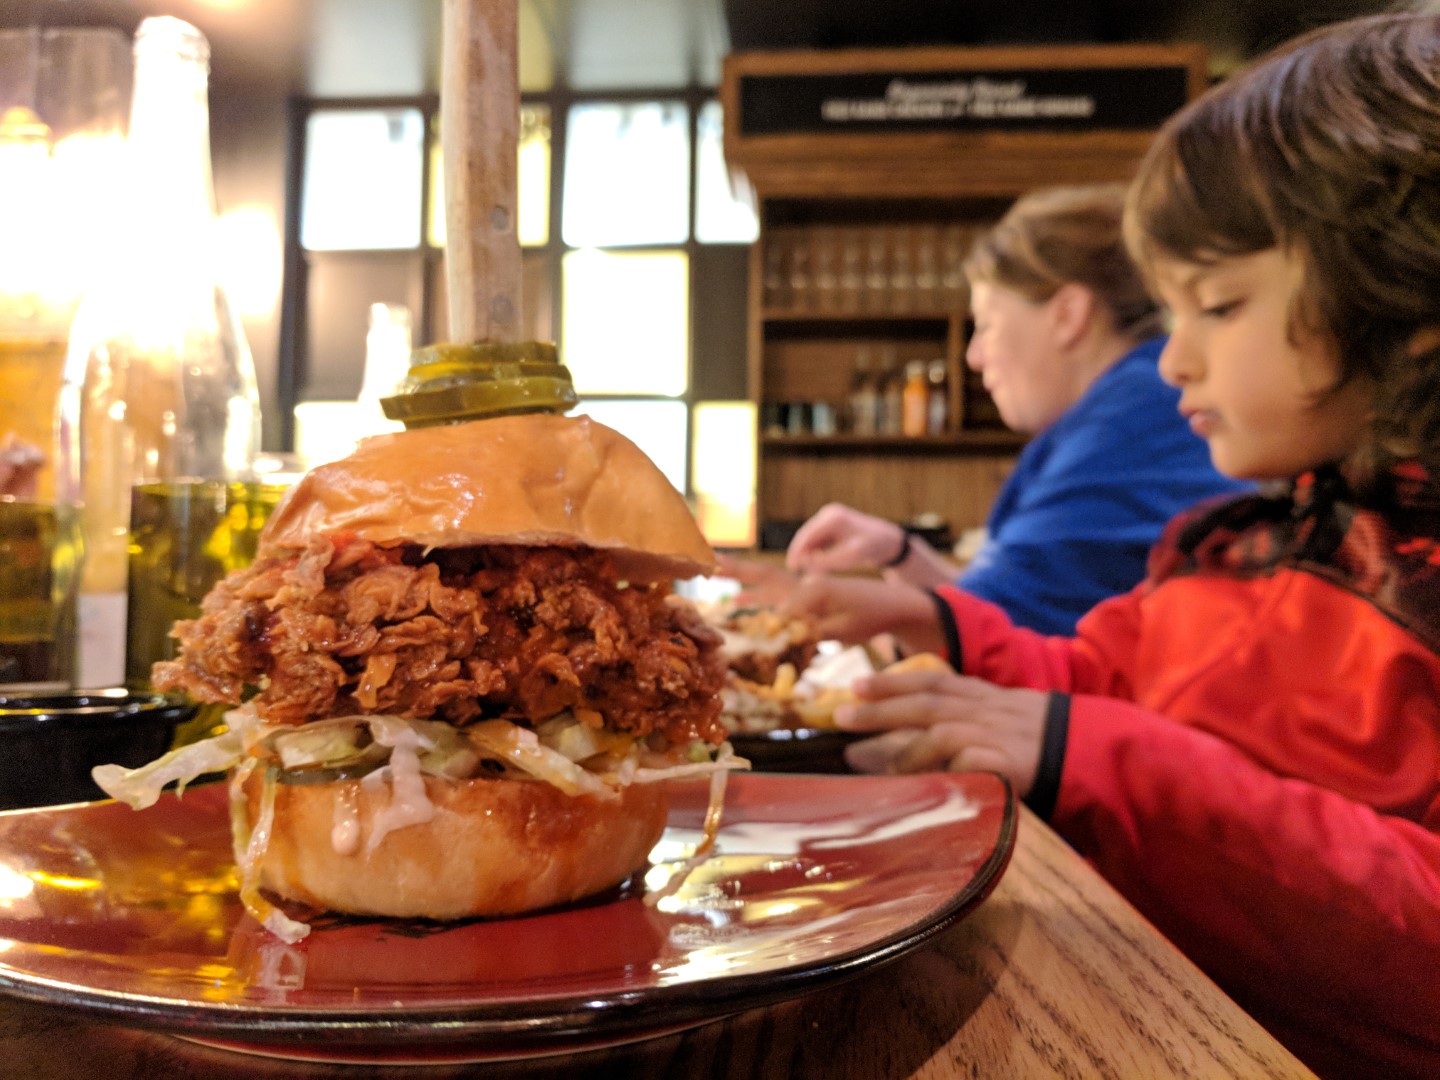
[0,807,1314,1080]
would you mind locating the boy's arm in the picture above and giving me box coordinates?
[933,583,1142,698]
[1053,694,1440,1074]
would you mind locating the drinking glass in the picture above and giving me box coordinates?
[0,496,78,691]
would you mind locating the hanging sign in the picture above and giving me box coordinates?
[739,66,1190,137]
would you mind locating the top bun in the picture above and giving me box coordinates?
[261,413,716,582]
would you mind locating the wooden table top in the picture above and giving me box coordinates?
[0,806,1315,1080]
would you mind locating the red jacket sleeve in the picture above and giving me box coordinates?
[1058,696,1440,1077]
[934,581,1440,1076]
[935,582,1145,699]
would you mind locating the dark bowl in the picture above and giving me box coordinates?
[730,727,863,774]
[0,690,196,810]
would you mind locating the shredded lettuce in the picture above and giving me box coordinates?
[270,724,370,771]
[91,727,246,809]
[93,706,750,812]
[92,703,749,945]
[234,765,310,943]
[465,719,617,799]
[264,714,479,779]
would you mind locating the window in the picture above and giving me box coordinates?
[562,101,689,247]
[696,100,759,243]
[287,91,758,546]
[301,109,425,251]
[561,248,688,396]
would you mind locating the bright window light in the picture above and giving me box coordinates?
[695,102,758,244]
[575,399,688,494]
[302,109,423,251]
[562,101,689,247]
[692,401,756,547]
[561,248,688,396]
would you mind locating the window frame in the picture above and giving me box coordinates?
[278,84,747,499]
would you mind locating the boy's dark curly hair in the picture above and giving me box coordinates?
[1124,13,1440,501]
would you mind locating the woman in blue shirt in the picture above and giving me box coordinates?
[784,185,1248,634]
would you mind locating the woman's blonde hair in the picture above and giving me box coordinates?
[964,184,1165,342]
[1125,13,1440,496]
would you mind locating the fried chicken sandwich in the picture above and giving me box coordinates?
[94,413,743,940]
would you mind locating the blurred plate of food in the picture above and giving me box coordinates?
[701,601,942,774]
[720,640,869,774]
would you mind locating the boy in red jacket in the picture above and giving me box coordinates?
[742,14,1440,1078]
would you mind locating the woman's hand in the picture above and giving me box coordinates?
[787,503,905,574]
[720,555,948,652]
[784,574,945,650]
[715,553,798,610]
[836,664,1048,796]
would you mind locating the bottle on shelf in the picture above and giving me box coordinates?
[848,345,879,436]
[926,358,949,435]
[812,226,838,311]
[762,234,788,309]
[838,228,863,311]
[58,16,261,688]
[810,400,837,436]
[901,360,929,437]
[879,345,904,436]
[888,226,914,314]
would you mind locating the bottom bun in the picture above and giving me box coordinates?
[243,771,670,919]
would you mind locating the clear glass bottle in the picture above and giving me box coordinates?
[58,17,260,687]
[879,345,904,436]
[926,358,949,435]
[848,345,878,436]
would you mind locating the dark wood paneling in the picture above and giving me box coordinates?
[690,244,750,401]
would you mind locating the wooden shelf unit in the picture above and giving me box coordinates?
[721,42,1208,547]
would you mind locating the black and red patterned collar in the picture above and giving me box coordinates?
[1152,461,1440,653]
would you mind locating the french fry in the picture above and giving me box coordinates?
[884,652,950,675]
[771,662,798,699]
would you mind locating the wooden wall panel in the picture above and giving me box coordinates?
[760,452,1014,537]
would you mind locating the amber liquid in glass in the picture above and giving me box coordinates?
[127,481,286,741]
[0,499,79,689]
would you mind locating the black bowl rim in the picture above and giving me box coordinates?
[730,726,863,745]
[0,689,196,732]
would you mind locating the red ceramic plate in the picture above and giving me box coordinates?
[0,772,1015,1064]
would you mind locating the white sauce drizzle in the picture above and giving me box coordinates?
[360,718,438,853]
[331,783,361,855]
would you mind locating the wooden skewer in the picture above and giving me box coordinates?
[440,0,521,345]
